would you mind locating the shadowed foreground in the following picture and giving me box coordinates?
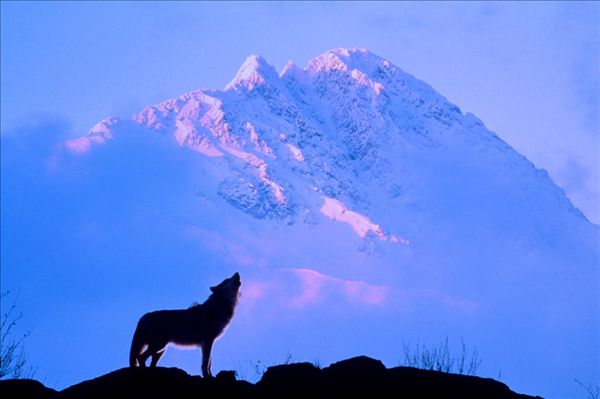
[1,356,542,399]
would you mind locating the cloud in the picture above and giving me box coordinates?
[1,117,70,162]
[288,268,389,307]
[183,225,262,268]
[239,268,390,311]
[62,135,106,155]
[236,267,480,315]
[554,2,600,134]
[414,289,479,313]
[557,157,600,223]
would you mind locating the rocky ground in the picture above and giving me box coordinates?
[1,355,542,398]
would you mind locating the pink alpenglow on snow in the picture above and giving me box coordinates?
[320,197,409,244]
[221,145,287,205]
[286,143,305,162]
[245,122,275,157]
[225,54,278,91]
[174,118,224,157]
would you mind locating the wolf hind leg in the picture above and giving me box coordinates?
[201,340,214,378]
[139,342,166,367]
[150,348,166,367]
[137,348,151,367]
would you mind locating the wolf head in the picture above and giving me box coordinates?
[210,272,241,304]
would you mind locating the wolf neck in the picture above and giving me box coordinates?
[195,291,238,322]
[205,291,238,308]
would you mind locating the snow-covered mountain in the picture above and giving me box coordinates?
[49,48,599,397]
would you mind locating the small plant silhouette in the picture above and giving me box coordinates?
[575,379,600,399]
[251,350,295,379]
[400,337,481,376]
[0,290,35,380]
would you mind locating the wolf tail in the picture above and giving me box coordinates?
[129,326,144,367]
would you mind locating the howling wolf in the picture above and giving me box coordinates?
[129,272,241,377]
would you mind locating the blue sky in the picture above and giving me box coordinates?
[2,1,598,223]
[1,1,598,395]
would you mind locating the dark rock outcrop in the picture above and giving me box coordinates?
[0,379,58,399]
[0,356,543,399]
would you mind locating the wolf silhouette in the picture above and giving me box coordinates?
[129,272,241,377]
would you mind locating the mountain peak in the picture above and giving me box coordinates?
[306,48,386,75]
[327,47,373,59]
[306,50,349,74]
[225,54,279,91]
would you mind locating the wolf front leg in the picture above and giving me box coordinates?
[150,348,166,367]
[201,340,214,378]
